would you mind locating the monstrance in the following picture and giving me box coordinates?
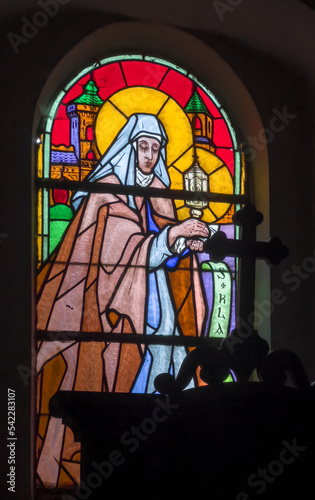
[184,145,209,219]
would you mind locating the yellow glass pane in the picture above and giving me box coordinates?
[111,86,168,118]
[58,462,80,488]
[37,136,43,178]
[172,145,194,173]
[176,206,192,221]
[209,202,231,220]
[95,101,127,155]
[37,188,43,265]
[157,98,193,166]
[220,205,235,224]
[58,469,72,488]
[174,199,185,209]
[38,188,42,229]
[200,207,217,224]
[209,166,233,194]
[168,166,184,190]
[195,148,224,176]
[37,237,42,269]
[72,452,81,463]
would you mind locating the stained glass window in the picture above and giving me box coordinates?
[35,55,248,491]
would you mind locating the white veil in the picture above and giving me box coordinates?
[72,114,170,210]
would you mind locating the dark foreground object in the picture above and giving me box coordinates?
[50,383,315,500]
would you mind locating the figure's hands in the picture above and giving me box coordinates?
[186,239,204,252]
[168,218,209,248]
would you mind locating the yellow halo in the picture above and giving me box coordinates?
[170,147,234,224]
[95,86,193,166]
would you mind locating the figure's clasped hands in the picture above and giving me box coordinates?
[186,239,205,252]
[168,218,209,252]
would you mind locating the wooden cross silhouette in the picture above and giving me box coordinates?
[204,203,288,348]
[150,202,290,384]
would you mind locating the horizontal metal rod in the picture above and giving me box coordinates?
[36,178,249,204]
[36,331,222,347]
[35,258,237,272]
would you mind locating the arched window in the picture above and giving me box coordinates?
[86,150,95,160]
[34,24,269,496]
[193,116,202,130]
[35,53,246,491]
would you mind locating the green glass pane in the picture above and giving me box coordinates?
[49,220,71,254]
[234,151,241,196]
[202,261,232,338]
[223,373,234,383]
[185,91,210,114]
[74,80,103,106]
[46,117,53,134]
[43,134,50,178]
[43,189,49,234]
[42,235,49,262]
[48,91,65,119]
[50,204,73,221]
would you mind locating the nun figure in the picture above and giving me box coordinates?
[36,114,208,484]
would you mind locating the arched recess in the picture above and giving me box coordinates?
[32,21,271,492]
[33,21,270,342]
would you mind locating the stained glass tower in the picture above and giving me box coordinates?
[67,78,104,180]
[185,89,216,153]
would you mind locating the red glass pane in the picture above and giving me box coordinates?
[62,74,90,104]
[159,70,193,107]
[51,104,70,145]
[53,189,68,205]
[121,61,168,88]
[216,148,234,175]
[87,151,95,160]
[212,119,233,148]
[194,117,202,130]
[94,63,127,101]
[86,126,94,141]
[197,87,222,118]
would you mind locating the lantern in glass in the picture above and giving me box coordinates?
[184,160,209,219]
